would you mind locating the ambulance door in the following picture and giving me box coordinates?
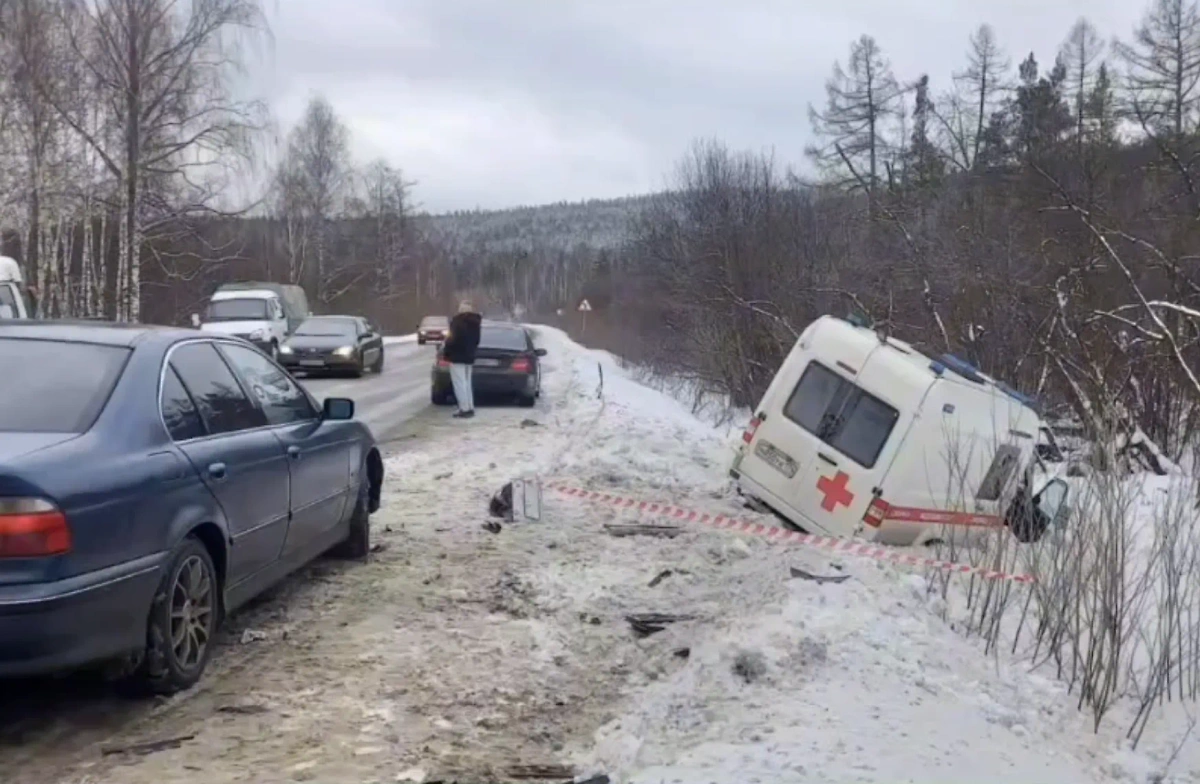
[789,350,920,538]
[737,324,878,534]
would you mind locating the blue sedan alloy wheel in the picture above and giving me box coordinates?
[171,554,215,670]
[132,537,219,694]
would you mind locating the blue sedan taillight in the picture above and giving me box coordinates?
[0,498,71,558]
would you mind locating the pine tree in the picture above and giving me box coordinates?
[1010,53,1072,162]
[907,75,945,191]
[807,35,903,211]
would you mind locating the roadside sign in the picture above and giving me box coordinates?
[578,299,592,312]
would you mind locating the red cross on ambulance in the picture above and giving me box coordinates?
[816,470,854,512]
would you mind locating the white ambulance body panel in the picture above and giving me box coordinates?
[733,315,1042,546]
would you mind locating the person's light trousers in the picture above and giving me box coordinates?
[449,362,474,412]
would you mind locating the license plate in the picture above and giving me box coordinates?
[299,360,325,367]
[475,358,501,367]
[755,440,798,478]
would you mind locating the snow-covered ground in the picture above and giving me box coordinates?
[10,325,1196,783]
[500,327,1196,783]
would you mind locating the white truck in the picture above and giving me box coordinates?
[731,315,1070,546]
[194,282,310,359]
[0,256,34,320]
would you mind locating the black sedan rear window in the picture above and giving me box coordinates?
[480,328,528,351]
[0,338,130,433]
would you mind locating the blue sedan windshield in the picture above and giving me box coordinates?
[0,338,130,433]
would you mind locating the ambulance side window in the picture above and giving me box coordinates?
[977,444,1021,501]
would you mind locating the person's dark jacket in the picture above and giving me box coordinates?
[443,311,482,364]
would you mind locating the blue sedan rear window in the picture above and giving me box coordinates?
[0,338,130,433]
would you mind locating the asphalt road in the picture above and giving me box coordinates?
[295,338,436,446]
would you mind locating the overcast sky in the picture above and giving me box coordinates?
[251,0,1146,214]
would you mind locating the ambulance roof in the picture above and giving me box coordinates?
[813,315,1039,414]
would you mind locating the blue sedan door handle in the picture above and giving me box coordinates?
[207,462,227,480]
[287,445,302,460]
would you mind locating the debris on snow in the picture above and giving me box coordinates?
[239,628,268,644]
[506,762,575,779]
[215,703,270,716]
[626,614,695,638]
[101,734,196,757]
[731,650,768,684]
[647,569,673,587]
[789,565,851,584]
[603,523,682,539]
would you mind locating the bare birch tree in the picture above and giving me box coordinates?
[353,158,412,302]
[275,94,351,302]
[44,0,266,321]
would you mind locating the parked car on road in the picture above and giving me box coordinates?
[279,315,384,377]
[0,255,34,320]
[0,321,384,694]
[417,315,449,345]
[431,322,546,407]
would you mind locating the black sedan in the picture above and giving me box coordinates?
[431,323,546,407]
[279,316,384,377]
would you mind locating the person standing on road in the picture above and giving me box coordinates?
[443,300,482,419]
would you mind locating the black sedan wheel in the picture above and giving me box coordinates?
[132,537,219,695]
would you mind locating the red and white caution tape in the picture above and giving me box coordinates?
[544,482,1035,585]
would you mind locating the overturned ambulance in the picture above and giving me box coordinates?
[731,315,1070,546]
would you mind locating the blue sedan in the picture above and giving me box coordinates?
[0,321,384,694]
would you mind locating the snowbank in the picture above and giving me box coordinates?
[383,325,1197,783]
[383,333,416,345]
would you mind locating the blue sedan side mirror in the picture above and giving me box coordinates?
[323,397,355,420]
[535,348,547,357]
